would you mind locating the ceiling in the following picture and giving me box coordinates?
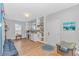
[4,3,78,22]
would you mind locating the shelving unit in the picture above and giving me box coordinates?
[36,16,44,41]
[26,16,44,42]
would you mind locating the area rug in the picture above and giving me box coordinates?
[42,44,54,52]
[3,39,19,56]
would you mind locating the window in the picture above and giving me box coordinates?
[15,24,21,35]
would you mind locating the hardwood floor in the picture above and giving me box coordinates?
[14,39,61,56]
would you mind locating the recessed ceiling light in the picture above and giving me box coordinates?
[25,13,31,18]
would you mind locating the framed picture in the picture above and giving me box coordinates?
[63,22,76,31]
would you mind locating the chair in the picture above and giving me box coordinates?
[15,34,22,40]
[56,41,76,56]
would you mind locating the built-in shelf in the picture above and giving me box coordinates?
[26,16,44,42]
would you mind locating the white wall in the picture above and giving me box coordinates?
[45,17,61,46]
[6,20,26,40]
[45,4,79,50]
